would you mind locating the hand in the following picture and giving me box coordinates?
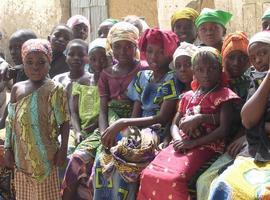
[101,119,125,149]
[0,61,10,81]
[179,114,202,134]
[173,139,196,153]
[4,149,14,169]
[227,136,246,158]
[54,147,67,167]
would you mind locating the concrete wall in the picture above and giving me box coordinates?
[0,0,70,64]
[108,0,158,28]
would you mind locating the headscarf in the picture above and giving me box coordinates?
[171,7,199,28]
[67,15,90,31]
[248,31,270,49]
[88,38,107,54]
[262,9,270,20]
[222,31,249,62]
[99,18,119,27]
[173,42,198,67]
[106,21,139,59]
[21,39,52,63]
[139,28,179,58]
[195,8,232,28]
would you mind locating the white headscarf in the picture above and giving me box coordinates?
[248,31,270,49]
[88,38,107,54]
[173,42,198,67]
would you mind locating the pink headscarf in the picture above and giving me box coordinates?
[67,15,90,31]
[21,39,52,63]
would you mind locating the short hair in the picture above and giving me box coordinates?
[192,51,222,70]
[50,24,73,35]
[66,39,88,53]
[10,29,37,42]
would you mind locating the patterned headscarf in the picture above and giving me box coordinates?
[248,31,270,49]
[67,15,90,31]
[88,38,107,54]
[171,7,199,29]
[139,28,179,59]
[262,9,270,20]
[222,31,249,62]
[173,42,198,67]
[106,21,139,59]
[21,39,52,63]
[195,8,232,28]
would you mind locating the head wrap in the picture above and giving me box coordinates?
[171,7,199,28]
[88,38,107,54]
[139,28,179,58]
[195,8,232,28]
[173,42,198,67]
[262,9,270,20]
[99,18,119,28]
[67,15,90,31]
[222,31,249,62]
[248,31,270,49]
[21,39,52,63]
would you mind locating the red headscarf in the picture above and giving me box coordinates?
[138,28,179,59]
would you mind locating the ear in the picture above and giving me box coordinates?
[47,35,51,42]
[223,28,227,37]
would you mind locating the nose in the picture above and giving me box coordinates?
[255,56,262,65]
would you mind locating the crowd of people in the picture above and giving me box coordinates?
[0,6,270,200]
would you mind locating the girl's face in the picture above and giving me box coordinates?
[262,19,270,31]
[193,55,221,90]
[9,37,24,65]
[145,43,170,70]
[198,22,225,47]
[89,47,108,76]
[98,24,113,38]
[112,40,137,65]
[248,42,270,72]
[224,50,249,79]
[173,19,197,43]
[23,52,50,81]
[66,43,88,71]
[49,26,73,53]
[174,55,193,85]
[72,23,89,41]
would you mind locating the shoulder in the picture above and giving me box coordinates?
[52,72,69,82]
[211,87,240,106]
[77,72,94,86]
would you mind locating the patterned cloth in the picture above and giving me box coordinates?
[171,7,199,28]
[21,39,52,63]
[67,15,90,31]
[0,168,15,200]
[4,79,69,181]
[127,70,184,117]
[14,167,61,200]
[137,86,239,200]
[208,156,270,200]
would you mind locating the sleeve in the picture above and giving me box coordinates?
[127,71,142,102]
[177,93,188,114]
[51,85,70,126]
[213,87,240,107]
[4,103,15,149]
[98,72,109,97]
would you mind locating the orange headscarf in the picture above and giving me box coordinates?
[221,31,249,66]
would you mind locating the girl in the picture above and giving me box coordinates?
[196,31,250,200]
[97,19,119,38]
[262,9,270,31]
[67,15,90,41]
[195,8,232,51]
[4,39,69,200]
[137,47,239,200]
[208,31,270,200]
[170,7,199,44]
[93,28,181,200]
[48,24,73,78]
[62,38,108,200]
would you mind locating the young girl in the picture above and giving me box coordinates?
[4,39,69,200]
[196,31,250,200]
[97,19,119,38]
[137,47,239,200]
[62,38,108,200]
[48,24,73,78]
[208,31,270,200]
[93,28,181,200]
[67,15,90,41]
[262,9,270,31]
[170,7,199,44]
[196,8,232,51]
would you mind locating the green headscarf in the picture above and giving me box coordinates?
[262,9,270,20]
[195,8,232,28]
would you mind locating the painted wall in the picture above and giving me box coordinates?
[0,0,70,64]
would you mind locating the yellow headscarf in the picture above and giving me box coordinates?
[171,7,199,28]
